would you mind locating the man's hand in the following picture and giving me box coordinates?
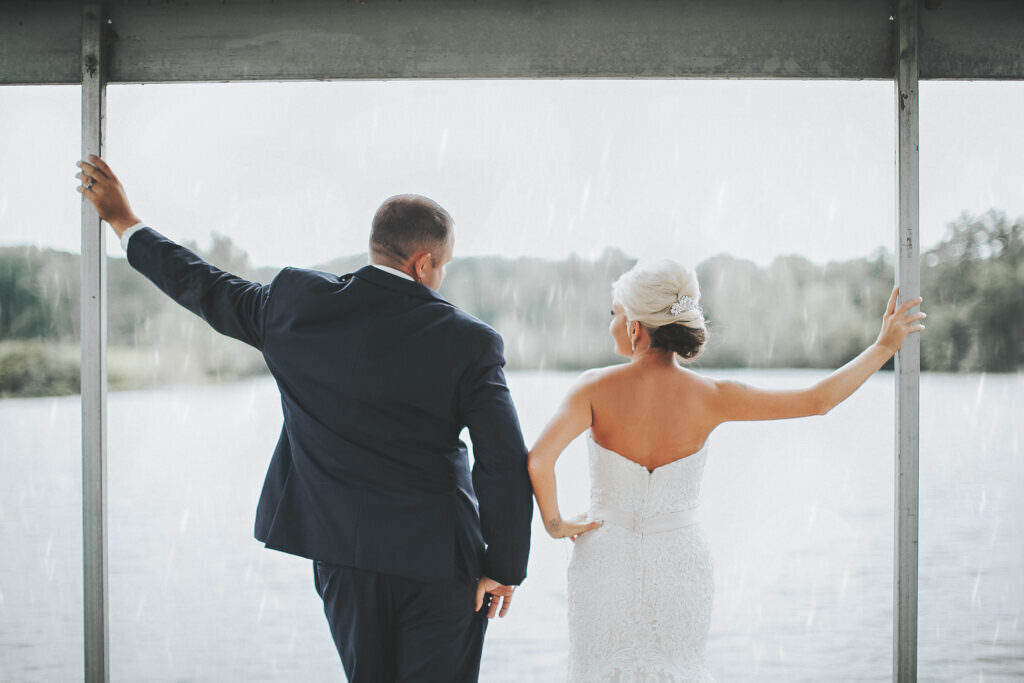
[474,576,516,619]
[76,154,141,237]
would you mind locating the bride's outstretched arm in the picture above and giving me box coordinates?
[708,287,925,424]
[527,373,603,541]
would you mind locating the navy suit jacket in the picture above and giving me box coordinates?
[126,227,533,585]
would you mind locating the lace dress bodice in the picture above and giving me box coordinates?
[587,432,706,533]
[567,431,714,682]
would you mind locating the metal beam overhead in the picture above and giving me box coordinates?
[2,0,1024,85]
[919,1,1024,80]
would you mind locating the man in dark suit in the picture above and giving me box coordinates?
[76,155,533,681]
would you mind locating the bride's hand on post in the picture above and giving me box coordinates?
[545,513,602,542]
[875,287,926,354]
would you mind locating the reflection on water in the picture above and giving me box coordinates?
[0,371,1021,681]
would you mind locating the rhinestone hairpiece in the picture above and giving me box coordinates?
[669,295,698,316]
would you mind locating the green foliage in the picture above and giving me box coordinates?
[1,211,1020,397]
[440,248,637,369]
[695,251,894,370]
[0,246,78,340]
[920,211,1024,371]
[0,341,79,397]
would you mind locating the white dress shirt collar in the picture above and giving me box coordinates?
[371,264,415,282]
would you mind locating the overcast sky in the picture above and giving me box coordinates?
[1,80,1022,268]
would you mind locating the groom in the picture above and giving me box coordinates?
[76,155,534,681]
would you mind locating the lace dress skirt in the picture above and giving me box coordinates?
[567,434,715,682]
[567,521,715,682]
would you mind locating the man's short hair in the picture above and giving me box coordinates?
[370,195,453,262]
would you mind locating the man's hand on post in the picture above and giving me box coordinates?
[76,154,142,237]
[474,576,516,619]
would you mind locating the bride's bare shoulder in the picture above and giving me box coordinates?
[568,363,628,395]
[578,364,717,400]
[579,363,629,382]
[670,366,724,400]
[674,364,717,385]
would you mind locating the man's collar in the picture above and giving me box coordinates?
[352,265,450,305]
[370,263,414,282]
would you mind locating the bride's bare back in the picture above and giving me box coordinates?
[588,362,715,472]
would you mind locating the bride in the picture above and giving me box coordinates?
[526,260,925,681]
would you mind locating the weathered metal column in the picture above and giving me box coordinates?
[894,0,921,681]
[80,3,109,682]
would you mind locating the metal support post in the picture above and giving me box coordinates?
[894,0,921,680]
[80,3,109,682]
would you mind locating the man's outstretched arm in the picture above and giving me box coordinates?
[76,155,272,349]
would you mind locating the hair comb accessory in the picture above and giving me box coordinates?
[669,295,699,316]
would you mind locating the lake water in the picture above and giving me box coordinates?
[1,370,1021,681]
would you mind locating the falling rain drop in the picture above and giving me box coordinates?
[437,127,449,169]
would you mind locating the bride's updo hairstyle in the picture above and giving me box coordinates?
[612,260,708,360]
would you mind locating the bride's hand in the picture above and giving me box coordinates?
[875,287,926,354]
[545,513,602,542]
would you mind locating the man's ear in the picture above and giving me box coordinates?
[409,250,432,282]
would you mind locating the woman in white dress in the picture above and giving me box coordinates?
[526,260,925,682]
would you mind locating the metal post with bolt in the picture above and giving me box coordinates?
[80,3,109,682]
[894,0,921,680]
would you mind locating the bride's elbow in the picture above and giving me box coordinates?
[815,394,839,416]
[805,390,832,417]
[526,452,549,476]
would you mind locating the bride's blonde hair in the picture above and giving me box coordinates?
[612,260,708,360]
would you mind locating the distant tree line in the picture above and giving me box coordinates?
[1,211,1020,396]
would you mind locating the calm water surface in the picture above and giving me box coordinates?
[1,370,1021,681]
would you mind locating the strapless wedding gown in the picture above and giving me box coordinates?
[567,431,714,682]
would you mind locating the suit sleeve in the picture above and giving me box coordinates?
[459,329,534,586]
[126,227,272,350]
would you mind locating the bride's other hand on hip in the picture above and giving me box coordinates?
[546,513,603,542]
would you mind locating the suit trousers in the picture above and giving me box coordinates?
[314,561,490,682]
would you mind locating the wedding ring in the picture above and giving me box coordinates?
[85,178,95,189]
